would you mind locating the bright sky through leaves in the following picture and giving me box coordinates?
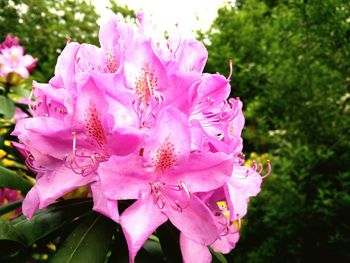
[92,0,233,37]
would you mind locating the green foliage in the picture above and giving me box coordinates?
[0,165,32,193]
[49,213,114,263]
[203,0,350,262]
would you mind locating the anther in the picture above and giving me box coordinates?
[257,163,263,174]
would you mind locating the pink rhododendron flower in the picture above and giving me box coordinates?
[0,35,37,79]
[13,12,270,263]
[0,35,19,49]
[0,187,22,218]
[0,187,20,204]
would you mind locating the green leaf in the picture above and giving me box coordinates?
[143,239,163,260]
[0,165,32,193]
[0,200,22,216]
[210,248,228,263]
[107,229,165,263]
[0,220,25,259]
[107,228,129,263]
[0,95,15,119]
[11,87,30,98]
[49,213,115,263]
[11,198,93,246]
[156,222,182,263]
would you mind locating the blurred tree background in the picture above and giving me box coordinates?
[0,0,134,82]
[0,0,349,262]
[201,0,350,262]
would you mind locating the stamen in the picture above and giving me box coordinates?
[28,86,36,115]
[235,214,241,231]
[150,181,191,212]
[248,160,272,179]
[251,161,257,171]
[179,181,191,208]
[227,59,233,80]
[261,160,271,179]
[135,63,158,104]
[64,131,108,176]
[146,73,154,97]
[132,85,162,128]
[71,131,77,154]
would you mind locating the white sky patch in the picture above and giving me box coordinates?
[91,0,232,37]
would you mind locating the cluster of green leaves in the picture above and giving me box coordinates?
[202,0,350,262]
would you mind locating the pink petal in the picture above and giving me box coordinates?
[120,193,168,262]
[123,40,169,94]
[165,194,219,246]
[98,154,153,200]
[91,181,119,222]
[167,150,233,193]
[230,166,263,197]
[15,67,29,78]
[224,183,248,221]
[143,107,191,169]
[36,165,95,209]
[107,127,144,156]
[22,187,40,219]
[75,44,104,73]
[211,227,240,254]
[179,40,208,73]
[180,233,212,263]
[15,118,72,160]
[54,42,80,88]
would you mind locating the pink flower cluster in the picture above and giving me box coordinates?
[0,187,20,204]
[0,187,22,218]
[0,34,37,80]
[13,14,270,262]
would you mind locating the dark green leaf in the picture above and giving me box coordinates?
[0,95,15,119]
[107,228,129,263]
[143,238,163,260]
[210,248,228,263]
[49,213,115,263]
[107,229,165,263]
[11,198,93,246]
[0,165,32,193]
[0,200,22,216]
[156,221,182,263]
[0,220,25,259]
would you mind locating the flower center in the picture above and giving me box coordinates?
[106,50,118,73]
[84,103,106,148]
[153,137,177,174]
[135,63,158,104]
